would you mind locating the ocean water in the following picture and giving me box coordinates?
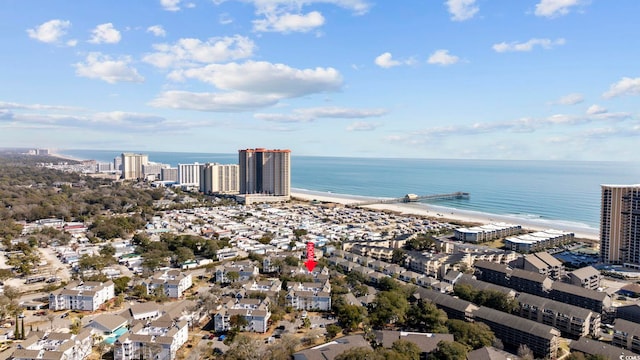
[60,149,640,231]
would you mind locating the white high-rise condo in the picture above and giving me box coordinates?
[600,184,640,268]
[178,163,201,187]
[239,148,291,196]
[120,153,149,180]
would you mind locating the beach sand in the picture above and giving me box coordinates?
[291,190,599,241]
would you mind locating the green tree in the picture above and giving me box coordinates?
[227,271,240,283]
[368,291,408,329]
[405,299,448,333]
[446,319,494,350]
[229,314,249,331]
[391,249,407,265]
[333,296,367,333]
[112,276,131,295]
[428,341,468,360]
[325,324,342,340]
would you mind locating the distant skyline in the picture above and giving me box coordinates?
[1,1,639,161]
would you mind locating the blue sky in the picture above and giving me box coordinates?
[1,0,639,160]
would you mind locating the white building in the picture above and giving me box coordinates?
[214,298,271,333]
[454,223,522,243]
[505,229,574,253]
[12,330,92,360]
[285,280,332,311]
[178,163,201,187]
[114,316,189,360]
[215,261,259,283]
[49,281,115,311]
[142,270,193,298]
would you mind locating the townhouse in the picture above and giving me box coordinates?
[11,330,92,360]
[214,298,271,333]
[142,269,193,298]
[114,316,189,360]
[286,280,332,311]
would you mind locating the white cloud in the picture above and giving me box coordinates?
[149,91,281,112]
[586,104,607,115]
[89,23,121,44]
[169,61,342,97]
[554,93,584,105]
[492,38,565,52]
[535,0,582,18]
[0,101,80,111]
[26,19,71,44]
[374,52,401,68]
[254,106,387,122]
[161,0,181,11]
[347,121,380,131]
[446,0,478,21]
[74,53,144,84]
[152,61,342,111]
[147,25,167,37]
[238,0,371,16]
[427,49,460,66]
[603,77,640,99]
[67,39,78,47]
[253,11,325,33]
[143,35,255,68]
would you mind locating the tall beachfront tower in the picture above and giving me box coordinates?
[239,148,291,196]
[120,153,149,180]
[178,163,201,187]
[600,184,640,267]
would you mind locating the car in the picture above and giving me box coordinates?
[213,348,224,355]
[202,334,209,339]
[276,325,285,331]
[208,334,215,340]
[60,313,69,318]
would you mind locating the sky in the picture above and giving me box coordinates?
[1,0,639,160]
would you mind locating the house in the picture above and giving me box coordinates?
[49,281,115,311]
[114,316,189,360]
[141,269,193,298]
[87,314,129,339]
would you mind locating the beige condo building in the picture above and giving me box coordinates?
[600,184,640,267]
[121,153,149,180]
[200,163,239,194]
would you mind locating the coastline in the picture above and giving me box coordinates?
[291,189,600,241]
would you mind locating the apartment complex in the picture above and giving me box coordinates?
[454,223,521,243]
[49,281,115,311]
[600,184,640,267]
[121,153,149,180]
[238,148,291,197]
[200,163,240,194]
[141,269,193,298]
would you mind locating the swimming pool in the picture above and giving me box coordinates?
[104,327,128,344]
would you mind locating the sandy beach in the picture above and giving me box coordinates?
[291,190,599,241]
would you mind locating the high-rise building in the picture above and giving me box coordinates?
[178,163,201,187]
[114,156,122,171]
[600,185,640,267]
[239,148,291,196]
[200,163,239,194]
[121,153,149,180]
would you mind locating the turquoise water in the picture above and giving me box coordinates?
[104,326,128,344]
[60,149,640,230]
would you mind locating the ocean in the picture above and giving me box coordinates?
[60,149,640,232]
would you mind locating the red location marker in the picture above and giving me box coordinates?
[304,241,317,272]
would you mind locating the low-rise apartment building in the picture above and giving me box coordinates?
[286,280,332,311]
[142,270,193,298]
[11,330,92,360]
[214,298,271,333]
[114,316,189,360]
[214,260,259,283]
[49,281,115,311]
[566,266,602,290]
[516,292,600,338]
[612,318,640,353]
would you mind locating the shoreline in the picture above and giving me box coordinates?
[291,189,600,241]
